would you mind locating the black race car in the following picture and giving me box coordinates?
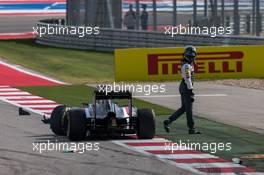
[50,90,156,140]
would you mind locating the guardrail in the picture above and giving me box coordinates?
[36,19,264,52]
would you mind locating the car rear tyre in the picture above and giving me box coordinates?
[50,105,67,136]
[67,109,86,141]
[137,109,156,139]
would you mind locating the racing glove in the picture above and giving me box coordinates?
[189,89,195,102]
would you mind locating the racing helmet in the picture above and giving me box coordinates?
[183,45,197,63]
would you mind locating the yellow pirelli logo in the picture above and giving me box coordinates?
[148,52,243,75]
[115,46,264,81]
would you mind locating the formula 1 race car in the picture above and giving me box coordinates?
[49,90,156,140]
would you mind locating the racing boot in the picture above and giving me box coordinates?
[163,120,171,133]
[189,129,202,134]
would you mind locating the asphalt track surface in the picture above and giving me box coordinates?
[0,100,192,175]
[0,15,64,33]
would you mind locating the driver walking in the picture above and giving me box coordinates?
[163,46,201,134]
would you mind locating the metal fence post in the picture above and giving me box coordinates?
[252,0,256,35]
[84,0,89,25]
[221,0,225,26]
[173,0,177,26]
[193,0,197,26]
[86,1,97,26]
[246,15,251,34]
[213,0,218,25]
[153,0,157,31]
[204,0,208,17]
[256,0,261,36]
[136,0,140,30]
[106,0,114,28]
[234,0,240,35]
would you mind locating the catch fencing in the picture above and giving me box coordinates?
[36,19,264,52]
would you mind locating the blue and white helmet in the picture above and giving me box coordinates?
[183,45,197,63]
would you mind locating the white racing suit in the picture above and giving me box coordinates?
[168,63,195,130]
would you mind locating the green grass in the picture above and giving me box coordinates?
[0,40,114,84]
[19,85,264,171]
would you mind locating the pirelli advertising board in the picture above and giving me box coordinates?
[115,46,264,81]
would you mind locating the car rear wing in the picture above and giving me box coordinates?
[94,90,132,100]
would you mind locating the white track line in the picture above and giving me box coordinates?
[134,94,227,98]
[216,173,264,175]
[21,104,58,108]
[9,100,55,103]
[0,92,30,95]
[126,145,193,151]
[117,138,169,143]
[0,88,21,91]
[6,96,45,100]
[0,85,10,88]
[156,153,218,159]
[189,162,244,168]
[34,109,54,113]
